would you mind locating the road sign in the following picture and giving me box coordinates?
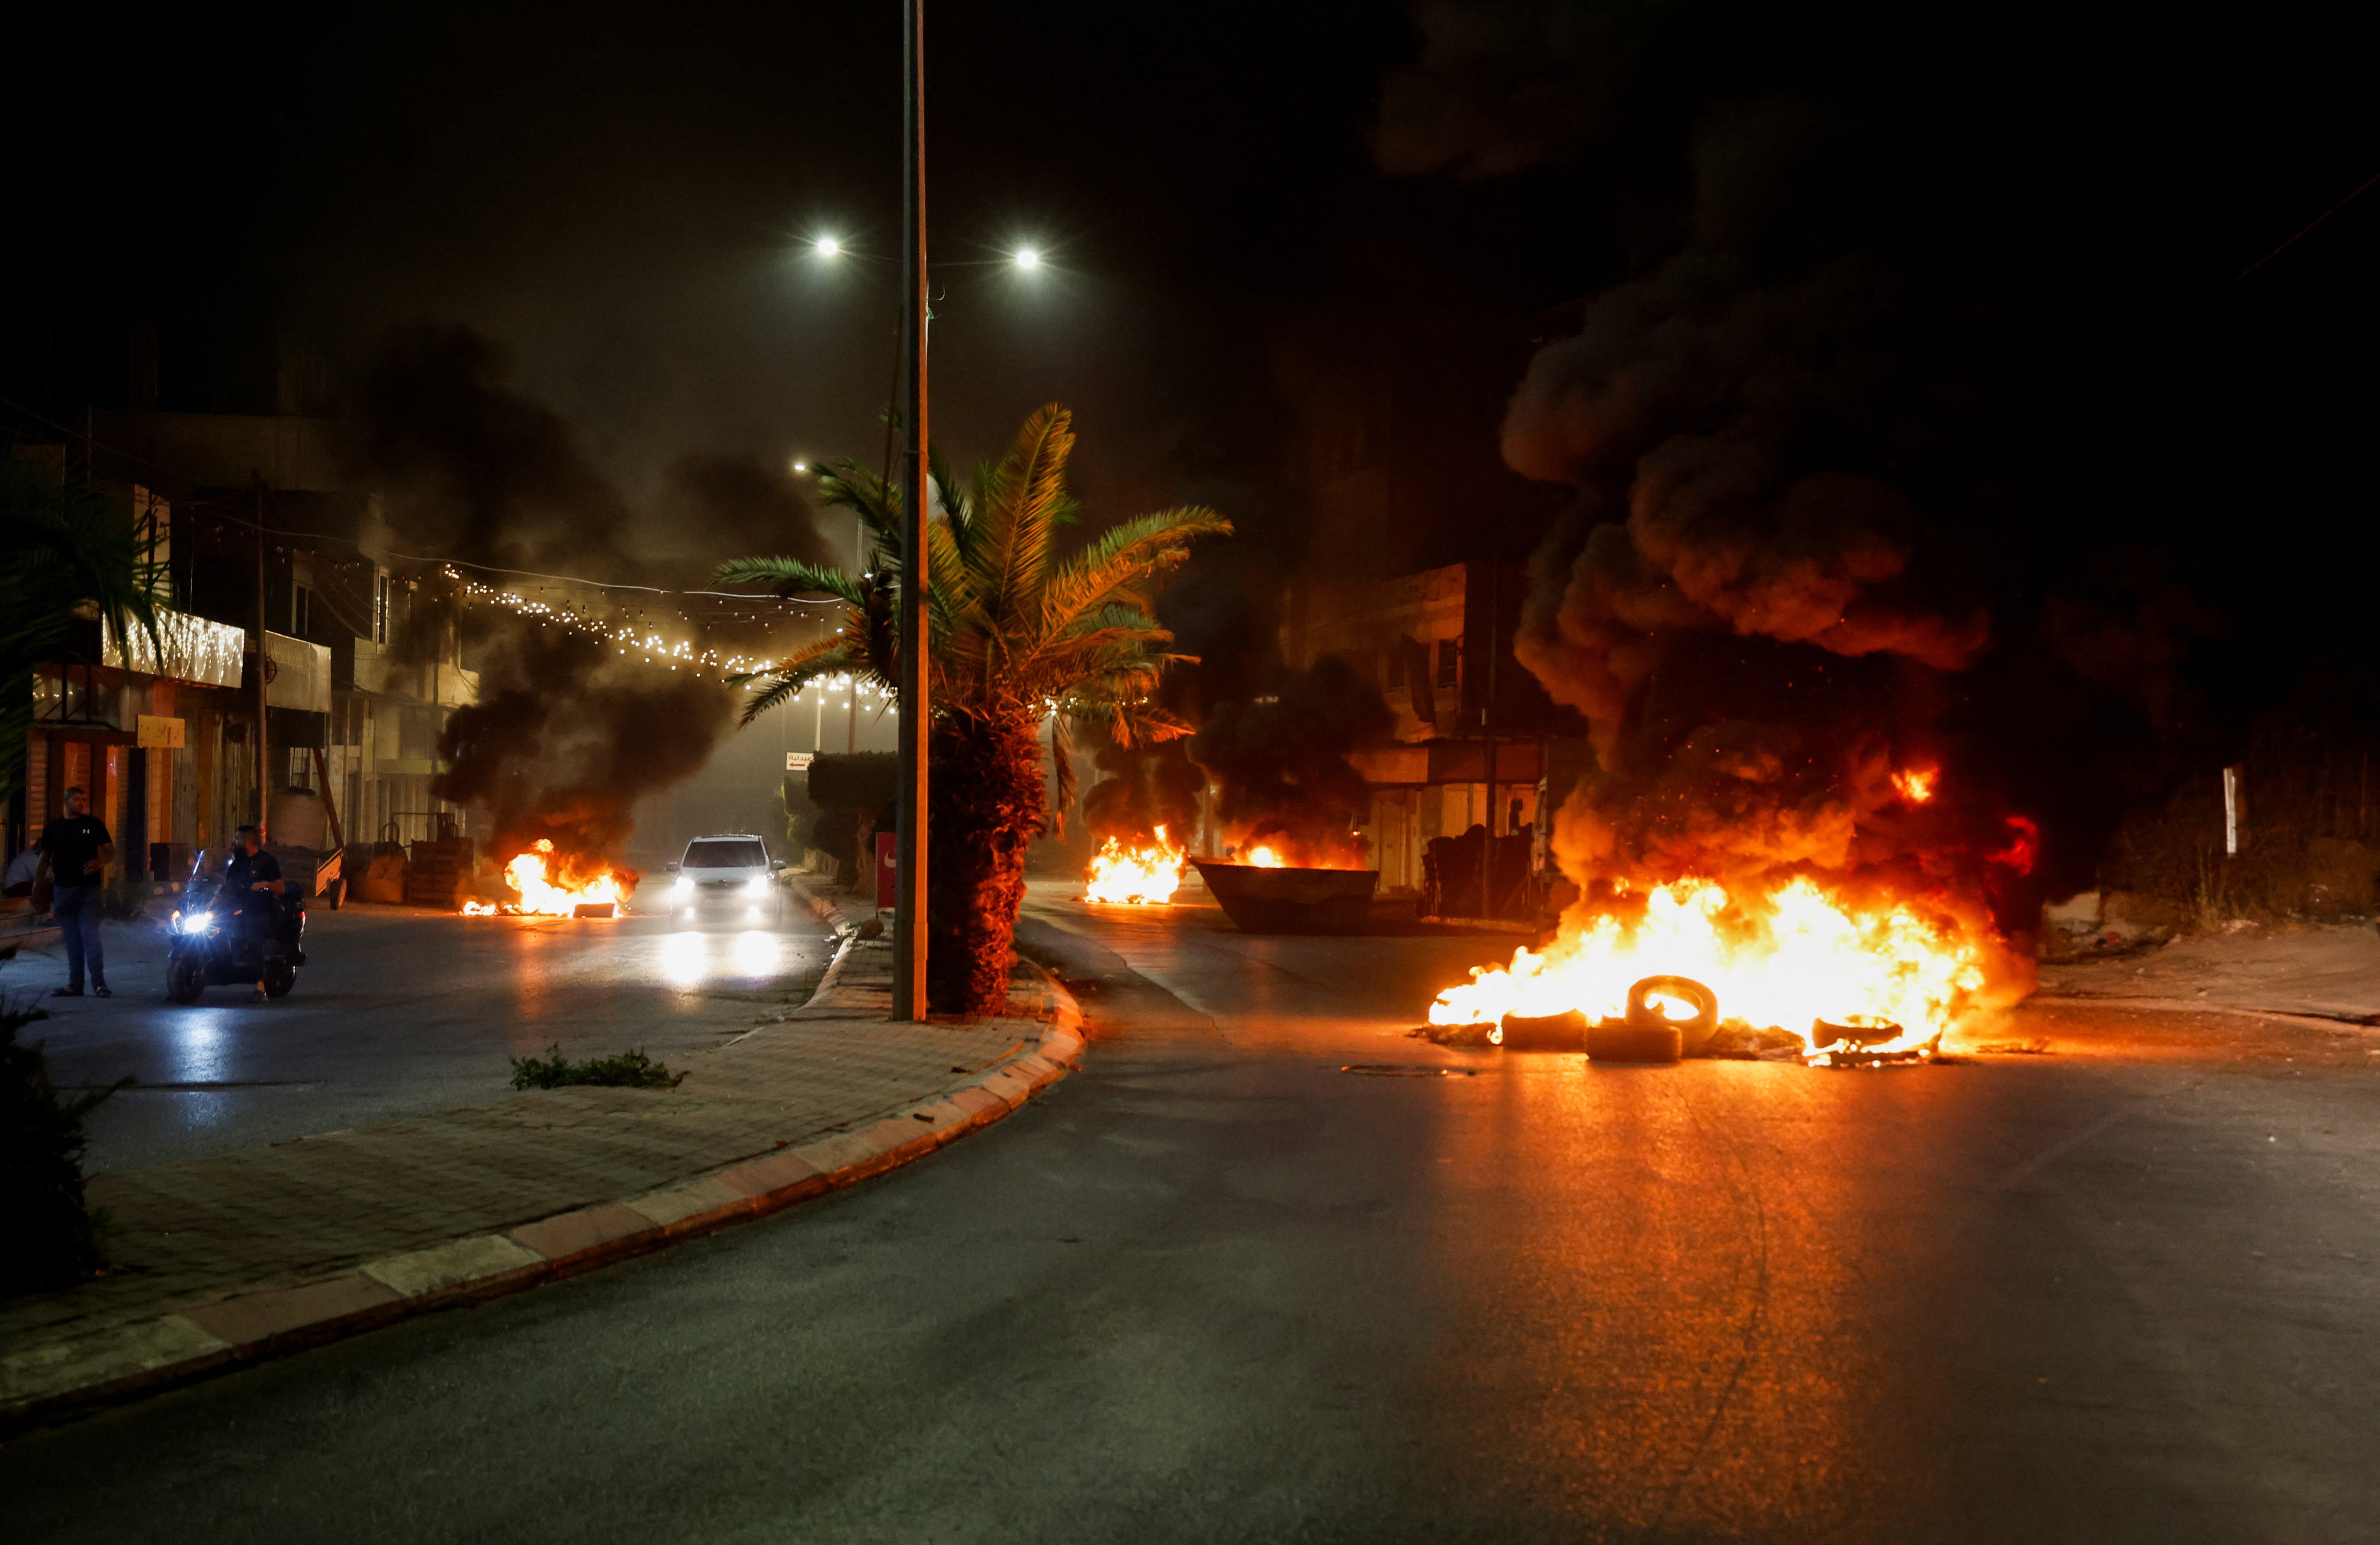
[786,752,814,772]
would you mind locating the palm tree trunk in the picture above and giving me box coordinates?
[926,708,1046,1014]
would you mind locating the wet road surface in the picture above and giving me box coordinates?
[3,889,2376,1542]
[6,887,832,1172]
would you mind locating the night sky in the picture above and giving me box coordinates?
[6,1,2374,869]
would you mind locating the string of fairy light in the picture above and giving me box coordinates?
[442,567,896,706]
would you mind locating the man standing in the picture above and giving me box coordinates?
[38,785,113,999]
[225,824,286,1003]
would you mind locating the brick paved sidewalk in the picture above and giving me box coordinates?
[1,908,1080,1431]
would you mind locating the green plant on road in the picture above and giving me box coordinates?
[510,1045,687,1090]
[717,404,1229,1014]
[1,996,124,1294]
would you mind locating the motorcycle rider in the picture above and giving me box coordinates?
[225,824,286,1002]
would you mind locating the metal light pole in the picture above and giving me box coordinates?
[253,479,271,842]
[891,0,931,1019]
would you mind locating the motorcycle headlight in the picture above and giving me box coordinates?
[177,910,214,935]
[745,876,772,895]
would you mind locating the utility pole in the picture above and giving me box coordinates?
[891,0,931,1019]
[1479,550,1498,922]
[253,478,270,842]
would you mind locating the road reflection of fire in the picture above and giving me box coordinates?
[1429,876,2006,1064]
[463,838,631,917]
[1084,826,1187,904]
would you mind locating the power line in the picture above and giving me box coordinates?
[2235,170,2380,284]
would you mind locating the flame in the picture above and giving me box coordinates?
[1244,844,1287,868]
[475,838,630,917]
[1084,826,1187,904]
[1891,766,1937,803]
[1428,876,2002,1063]
[461,900,498,916]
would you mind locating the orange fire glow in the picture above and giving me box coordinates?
[1891,766,1938,804]
[1084,826,1188,904]
[1225,831,1369,869]
[463,838,630,917]
[1428,877,2010,1063]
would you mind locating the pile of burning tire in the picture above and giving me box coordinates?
[1431,974,1932,1066]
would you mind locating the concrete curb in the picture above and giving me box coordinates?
[0,933,1083,1437]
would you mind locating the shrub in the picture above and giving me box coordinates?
[1,998,123,1294]
[510,1045,686,1091]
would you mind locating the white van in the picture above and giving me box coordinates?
[664,834,786,924]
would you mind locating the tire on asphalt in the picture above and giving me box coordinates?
[1585,1021,1684,1064]
[167,956,206,1004]
[264,959,298,998]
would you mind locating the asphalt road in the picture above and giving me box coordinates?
[5,888,2378,1542]
[3,884,833,1172]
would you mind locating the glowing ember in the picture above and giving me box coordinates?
[1085,826,1187,904]
[475,837,631,917]
[1428,877,2006,1064]
[1243,844,1287,868]
[1891,766,1938,803]
[461,900,498,916]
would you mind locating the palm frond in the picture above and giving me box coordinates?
[1036,507,1232,638]
[972,403,1076,627]
[711,555,871,610]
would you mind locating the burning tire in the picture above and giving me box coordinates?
[1584,1021,1684,1063]
[1497,1010,1588,1050]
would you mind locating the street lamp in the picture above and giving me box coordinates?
[814,236,842,258]
[1012,247,1040,270]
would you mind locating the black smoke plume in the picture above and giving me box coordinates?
[1495,97,2037,924]
[1188,657,1393,866]
[351,325,638,577]
[350,325,798,873]
[351,325,827,588]
[436,623,731,881]
[1081,741,1205,845]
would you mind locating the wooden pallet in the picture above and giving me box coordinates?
[404,837,475,909]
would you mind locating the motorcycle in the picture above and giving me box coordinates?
[166,850,308,1003]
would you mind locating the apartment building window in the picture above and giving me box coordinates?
[293,584,312,638]
[373,574,390,644]
[1435,638,1460,690]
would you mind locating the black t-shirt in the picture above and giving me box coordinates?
[226,848,284,895]
[40,814,111,885]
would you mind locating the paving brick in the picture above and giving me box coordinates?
[622,1177,747,1228]
[182,1272,405,1347]
[508,1204,657,1263]
[948,1086,1003,1118]
[711,1149,827,1200]
[0,1316,229,1407]
[362,1235,546,1298]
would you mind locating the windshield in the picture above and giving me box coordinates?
[684,839,766,869]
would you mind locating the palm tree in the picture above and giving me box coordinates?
[718,404,1229,1013]
[1,452,161,810]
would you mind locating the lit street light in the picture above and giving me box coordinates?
[1013,247,1040,270]
[814,236,841,257]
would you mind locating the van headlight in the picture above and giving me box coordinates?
[745,877,772,896]
[672,877,692,895]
